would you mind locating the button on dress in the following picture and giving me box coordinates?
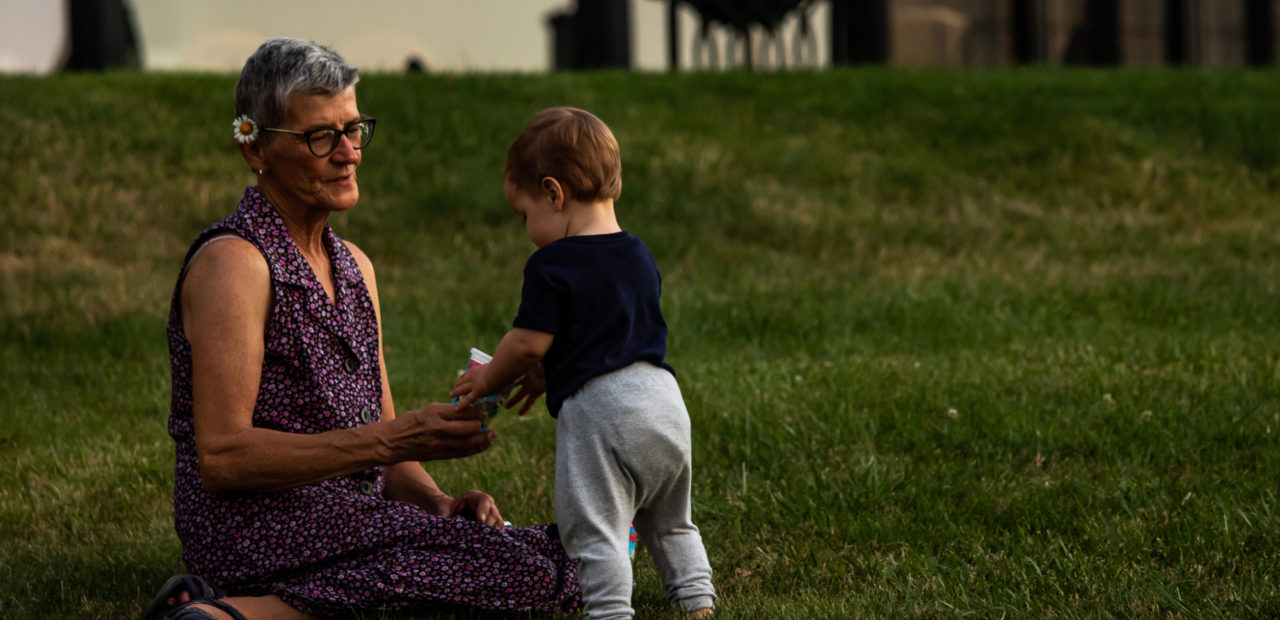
[165,187,579,616]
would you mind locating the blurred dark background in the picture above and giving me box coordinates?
[39,0,1280,72]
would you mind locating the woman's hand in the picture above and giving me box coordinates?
[445,489,505,529]
[387,402,494,463]
[505,363,546,416]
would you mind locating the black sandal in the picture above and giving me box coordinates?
[155,598,247,620]
[141,574,235,620]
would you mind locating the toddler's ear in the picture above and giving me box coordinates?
[541,177,565,210]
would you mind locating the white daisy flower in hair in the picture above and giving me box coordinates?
[232,115,259,143]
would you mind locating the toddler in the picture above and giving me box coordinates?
[452,107,716,619]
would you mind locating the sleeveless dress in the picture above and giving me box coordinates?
[166,187,580,616]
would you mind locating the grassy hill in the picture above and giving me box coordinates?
[2,67,1279,617]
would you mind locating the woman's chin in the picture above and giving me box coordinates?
[322,185,360,211]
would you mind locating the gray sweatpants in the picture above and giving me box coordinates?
[555,362,717,619]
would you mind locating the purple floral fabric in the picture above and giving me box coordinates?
[165,187,580,616]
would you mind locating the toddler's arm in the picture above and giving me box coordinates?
[451,327,553,410]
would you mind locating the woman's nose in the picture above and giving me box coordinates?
[330,133,360,163]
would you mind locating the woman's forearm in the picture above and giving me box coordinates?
[197,420,401,493]
[383,461,450,512]
[196,403,493,494]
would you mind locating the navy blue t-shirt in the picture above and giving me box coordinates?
[513,231,674,417]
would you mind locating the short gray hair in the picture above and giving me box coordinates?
[234,37,359,130]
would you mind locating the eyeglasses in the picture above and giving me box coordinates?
[261,117,376,157]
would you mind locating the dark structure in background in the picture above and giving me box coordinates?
[1062,0,1120,65]
[1245,0,1275,65]
[672,0,817,69]
[63,0,140,70]
[830,0,889,64]
[550,0,633,70]
[1012,0,1047,63]
[1164,0,1189,64]
[665,0,1280,70]
[56,0,1280,73]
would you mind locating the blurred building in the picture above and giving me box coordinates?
[883,0,1278,67]
[1,0,1276,74]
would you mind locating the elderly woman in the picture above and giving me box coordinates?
[144,38,580,620]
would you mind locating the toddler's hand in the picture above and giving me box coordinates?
[505,363,546,416]
[450,366,490,410]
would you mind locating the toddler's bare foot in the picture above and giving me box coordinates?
[688,608,714,618]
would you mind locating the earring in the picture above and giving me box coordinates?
[257,169,264,175]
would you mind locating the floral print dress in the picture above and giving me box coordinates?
[165,187,580,616]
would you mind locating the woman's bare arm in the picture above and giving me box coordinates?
[182,238,492,494]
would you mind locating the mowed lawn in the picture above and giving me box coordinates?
[2,67,1280,618]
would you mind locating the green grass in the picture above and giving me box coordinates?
[3,67,1280,618]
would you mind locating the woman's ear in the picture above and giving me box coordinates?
[239,140,267,174]
[541,177,565,211]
